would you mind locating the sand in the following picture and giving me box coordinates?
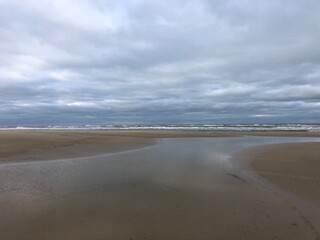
[249,142,320,234]
[234,141,320,238]
[0,131,155,163]
[249,141,320,208]
[1,130,320,163]
[1,130,320,239]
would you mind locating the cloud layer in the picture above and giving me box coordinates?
[1,0,320,124]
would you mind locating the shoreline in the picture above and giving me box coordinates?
[1,130,320,163]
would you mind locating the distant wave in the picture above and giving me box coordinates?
[0,124,320,132]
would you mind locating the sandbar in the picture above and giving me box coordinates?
[1,130,320,163]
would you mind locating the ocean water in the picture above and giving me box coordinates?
[0,124,320,131]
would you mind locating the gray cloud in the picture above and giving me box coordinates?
[0,0,320,125]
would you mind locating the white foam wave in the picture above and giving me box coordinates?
[0,124,319,132]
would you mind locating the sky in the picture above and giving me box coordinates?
[0,0,320,125]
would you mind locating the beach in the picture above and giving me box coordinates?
[0,130,320,239]
[250,142,320,206]
[1,130,320,163]
[248,142,320,234]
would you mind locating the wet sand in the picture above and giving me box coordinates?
[250,142,320,206]
[0,131,155,163]
[248,142,320,232]
[1,130,320,163]
[1,132,320,239]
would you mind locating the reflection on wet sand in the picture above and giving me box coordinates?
[0,137,319,240]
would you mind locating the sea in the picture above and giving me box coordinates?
[0,124,320,132]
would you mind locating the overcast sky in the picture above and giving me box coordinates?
[0,0,320,125]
